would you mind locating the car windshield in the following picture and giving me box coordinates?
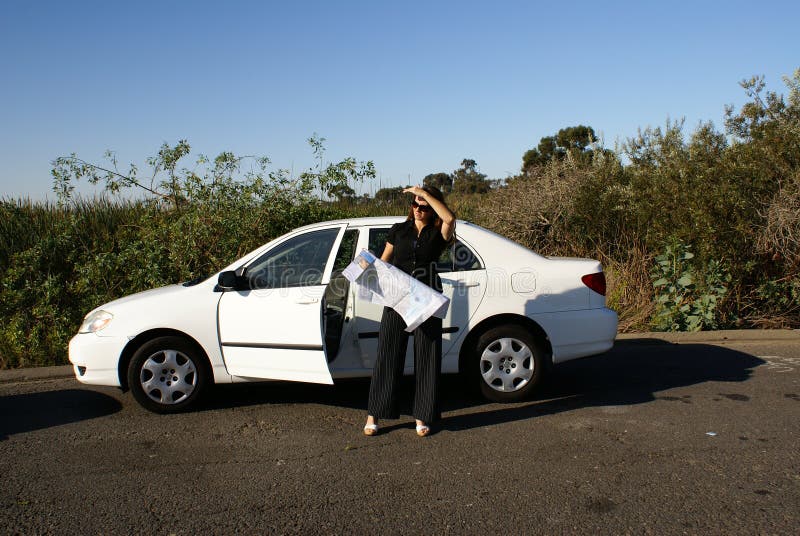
[245,228,340,288]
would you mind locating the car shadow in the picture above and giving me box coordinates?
[199,339,765,430]
[0,389,122,441]
[441,339,763,431]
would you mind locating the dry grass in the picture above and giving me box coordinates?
[470,160,656,331]
[473,159,592,254]
[758,171,800,268]
[748,315,798,329]
[598,245,655,332]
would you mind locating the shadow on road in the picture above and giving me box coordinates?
[200,339,766,430]
[441,340,764,431]
[0,389,122,440]
[0,339,767,438]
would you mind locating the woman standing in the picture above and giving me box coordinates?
[364,185,456,437]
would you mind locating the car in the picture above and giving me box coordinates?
[69,216,618,413]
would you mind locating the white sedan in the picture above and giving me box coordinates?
[69,217,618,413]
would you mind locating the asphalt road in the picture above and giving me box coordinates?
[1,336,799,534]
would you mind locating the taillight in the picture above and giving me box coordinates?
[581,272,606,296]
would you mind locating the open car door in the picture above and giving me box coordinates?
[217,226,345,384]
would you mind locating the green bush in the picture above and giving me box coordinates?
[650,240,731,331]
[1,137,377,368]
[472,69,800,331]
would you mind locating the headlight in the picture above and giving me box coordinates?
[79,310,113,333]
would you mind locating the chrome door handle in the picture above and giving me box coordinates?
[295,298,319,304]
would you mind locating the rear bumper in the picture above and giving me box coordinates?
[68,333,128,387]
[532,307,618,364]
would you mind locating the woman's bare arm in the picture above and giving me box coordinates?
[381,243,394,262]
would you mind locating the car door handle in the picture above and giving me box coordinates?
[295,298,319,304]
[442,280,480,288]
[451,282,481,288]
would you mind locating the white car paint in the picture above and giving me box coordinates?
[69,217,618,404]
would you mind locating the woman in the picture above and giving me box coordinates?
[364,185,456,437]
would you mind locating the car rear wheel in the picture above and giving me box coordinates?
[128,336,209,413]
[472,325,545,402]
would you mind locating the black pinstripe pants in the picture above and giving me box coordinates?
[367,306,443,423]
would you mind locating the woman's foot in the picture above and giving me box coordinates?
[364,416,378,436]
[415,420,430,437]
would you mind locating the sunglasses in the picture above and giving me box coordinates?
[411,200,432,212]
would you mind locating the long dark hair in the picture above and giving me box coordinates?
[406,185,455,241]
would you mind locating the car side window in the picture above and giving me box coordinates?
[245,228,340,289]
[332,229,359,274]
[437,240,483,272]
[369,227,482,272]
[368,228,390,259]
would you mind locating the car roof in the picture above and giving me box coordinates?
[293,216,540,259]
[294,215,485,232]
[292,215,404,231]
[215,216,542,276]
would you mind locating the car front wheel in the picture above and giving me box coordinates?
[472,325,545,402]
[128,336,209,413]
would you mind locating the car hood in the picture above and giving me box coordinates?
[95,284,188,313]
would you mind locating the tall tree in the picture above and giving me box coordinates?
[452,159,491,194]
[423,172,452,193]
[374,186,405,203]
[522,125,598,174]
[328,182,356,202]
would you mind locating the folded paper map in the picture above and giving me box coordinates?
[342,249,449,332]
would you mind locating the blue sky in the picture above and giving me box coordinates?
[1,0,798,200]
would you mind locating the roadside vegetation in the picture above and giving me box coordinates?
[2,70,799,368]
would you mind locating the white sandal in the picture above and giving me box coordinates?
[415,424,430,437]
[363,423,379,436]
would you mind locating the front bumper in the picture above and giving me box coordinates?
[68,333,129,387]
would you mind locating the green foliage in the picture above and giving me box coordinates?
[522,125,600,173]
[452,159,491,194]
[478,68,800,331]
[754,278,800,318]
[422,161,493,196]
[1,137,375,368]
[650,240,730,331]
[422,172,452,193]
[328,183,356,201]
[374,186,406,204]
[0,200,149,368]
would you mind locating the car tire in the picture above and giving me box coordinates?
[470,325,545,402]
[127,336,209,413]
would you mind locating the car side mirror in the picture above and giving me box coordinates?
[217,270,243,291]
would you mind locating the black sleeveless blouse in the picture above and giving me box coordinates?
[386,219,449,292]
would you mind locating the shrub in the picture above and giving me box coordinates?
[650,240,731,331]
[0,138,376,368]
